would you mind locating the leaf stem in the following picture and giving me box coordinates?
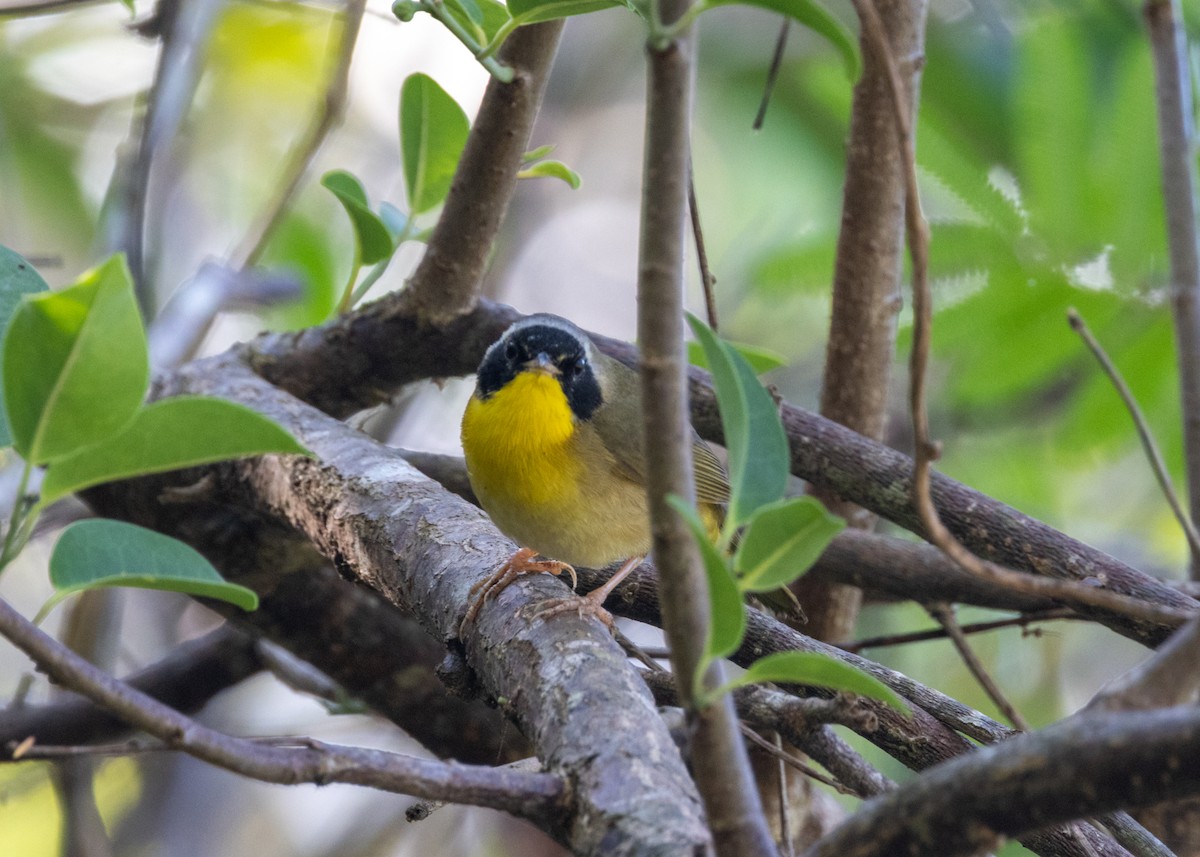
[0,460,35,576]
[350,220,414,307]
[422,0,515,82]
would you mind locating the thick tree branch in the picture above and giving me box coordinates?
[802,707,1200,857]
[401,22,564,323]
[241,298,1196,645]
[137,353,711,856]
[799,0,929,642]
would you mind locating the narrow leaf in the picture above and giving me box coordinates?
[321,170,394,265]
[516,159,582,189]
[700,0,859,80]
[40,397,310,506]
[4,256,147,464]
[49,519,258,612]
[734,497,844,592]
[721,651,910,714]
[667,495,744,662]
[522,144,556,163]
[687,339,787,375]
[400,74,470,215]
[686,313,788,529]
[0,247,50,448]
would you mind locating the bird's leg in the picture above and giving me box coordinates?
[461,547,577,632]
[535,554,645,629]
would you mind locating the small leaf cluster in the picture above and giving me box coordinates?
[391,0,858,84]
[677,315,908,715]
[323,74,579,315]
[0,248,308,619]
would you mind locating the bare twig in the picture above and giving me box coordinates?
[1089,615,1200,713]
[1145,0,1200,579]
[687,159,719,331]
[927,602,1030,731]
[1068,307,1200,566]
[740,724,851,797]
[752,20,790,131]
[0,596,566,822]
[638,2,773,850]
[231,0,366,270]
[839,608,1076,653]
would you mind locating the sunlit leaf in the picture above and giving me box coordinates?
[400,74,470,215]
[516,159,582,189]
[718,651,910,714]
[734,497,844,592]
[321,170,394,265]
[4,257,147,464]
[40,397,310,506]
[45,519,258,620]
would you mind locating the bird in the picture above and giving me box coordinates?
[459,313,798,629]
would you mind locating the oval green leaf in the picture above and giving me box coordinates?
[400,74,470,215]
[734,496,845,592]
[686,313,788,530]
[40,396,310,507]
[721,651,910,714]
[0,247,50,449]
[4,256,147,464]
[321,170,394,265]
[667,494,744,663]
[699,0,859,81]
[517,159,582,189]
[48,519,258,614]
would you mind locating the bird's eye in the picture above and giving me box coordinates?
[504,341,518,361]
[571,359,586,378]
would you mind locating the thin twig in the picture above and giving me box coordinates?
[753,20,790,131]
[739,724,852,797]
[776,732,794,857]
[838,608,1076,653]
[927,603,1030,731]
[231,0,366,270]
[687,157,719,331]
[1145,0,1200,580]
[0,595,565,820]
[1068,307,1200,564]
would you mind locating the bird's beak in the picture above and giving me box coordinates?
[523,352,560,377]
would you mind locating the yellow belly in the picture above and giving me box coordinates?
[461,372,650,567]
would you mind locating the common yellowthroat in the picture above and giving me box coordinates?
[460,314,796,626]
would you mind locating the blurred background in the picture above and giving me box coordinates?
[0,0,1193,853]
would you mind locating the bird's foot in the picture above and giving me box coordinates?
[534,589,616,630]
[461,547,577,633]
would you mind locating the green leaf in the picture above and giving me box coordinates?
[320,170,394,265]
[699,0,858,81]
[456,0,482,23]
[687,339,787,375]
[719,651,910,714]
[40,397,310,507]
[734,497,844,592]
[0,247,50,449]
[4,256,147,464]
[400,74,470,215]
[442,0,511,41]
[686,314,788,530]
[516,159,582,189]
[668,495,744,667]
[44,519,258,620]
[379,201,410,242]
[506,0,622,26]
[522,144,556,163]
